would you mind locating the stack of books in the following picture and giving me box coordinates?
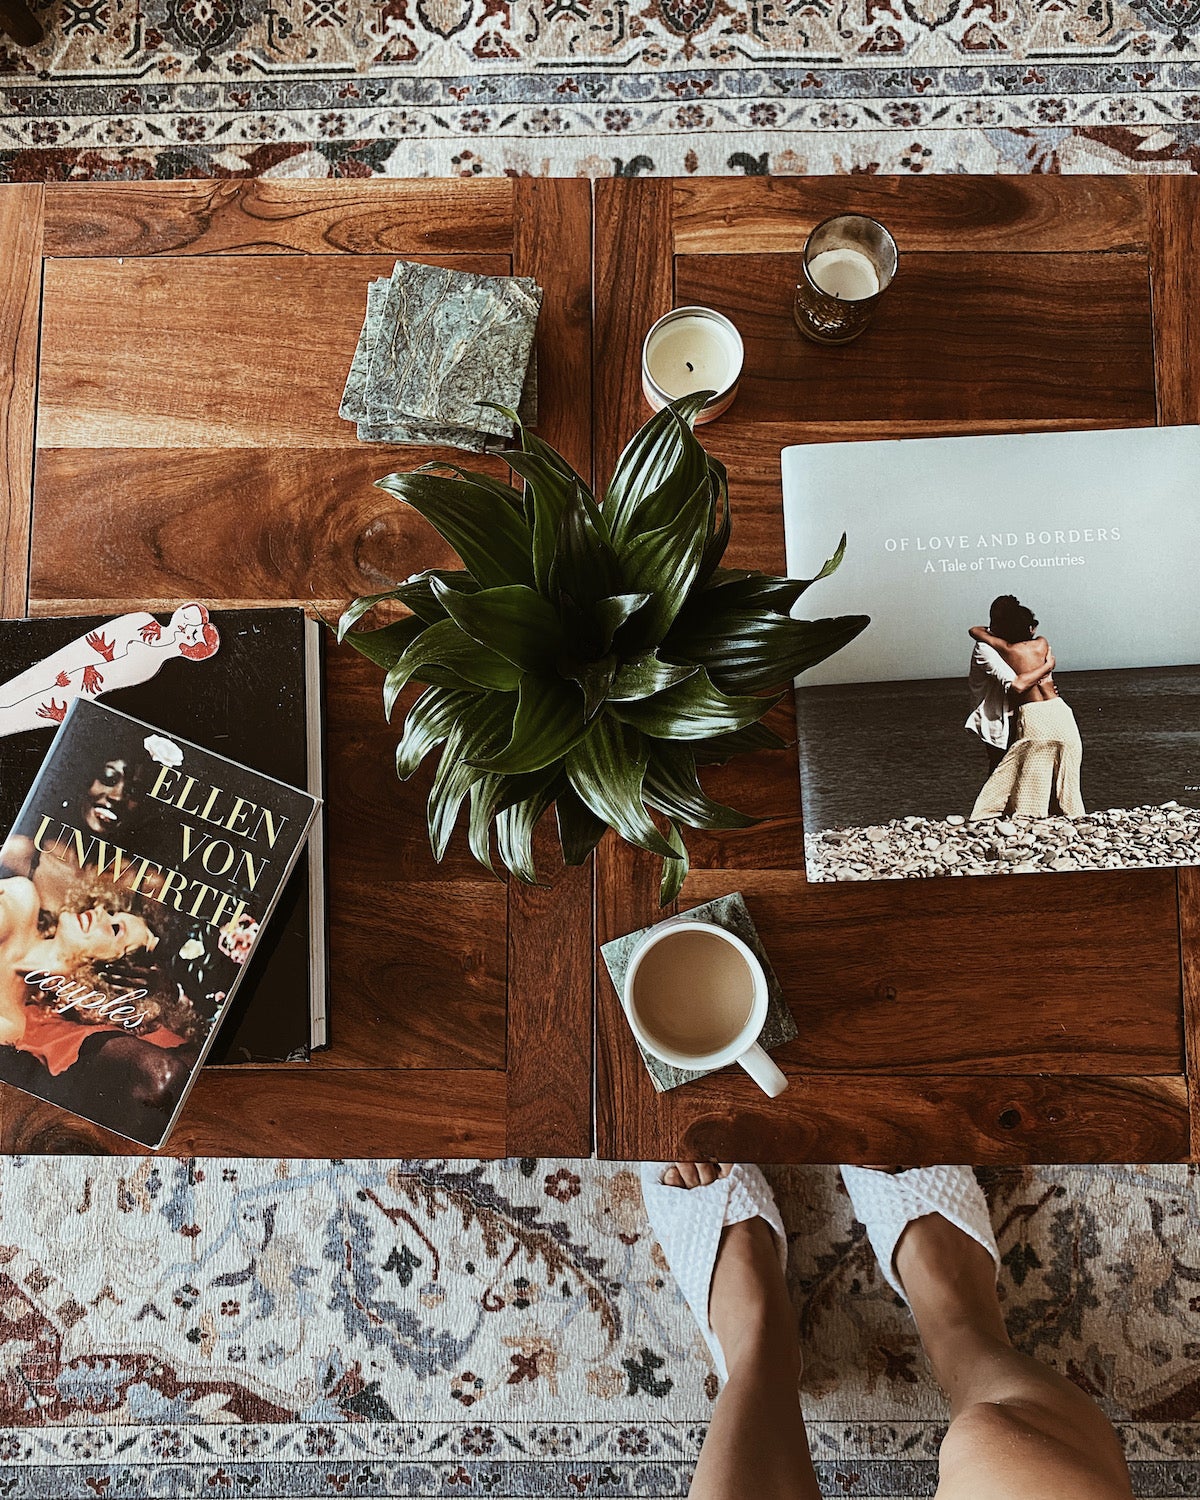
[0,608,326,1146]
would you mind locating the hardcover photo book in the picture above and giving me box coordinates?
[782,424,1200,883]
[0,699,319,1147]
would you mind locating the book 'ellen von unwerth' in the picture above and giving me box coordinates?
[0,697,319,1147]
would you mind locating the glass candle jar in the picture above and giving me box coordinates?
[793,214,899,346]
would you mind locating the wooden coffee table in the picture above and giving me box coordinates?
[0,180,592,1157]
[2,177,1198,1162]
[593,176,1200,1164]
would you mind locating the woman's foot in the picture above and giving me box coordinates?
[660,1161,799,1381]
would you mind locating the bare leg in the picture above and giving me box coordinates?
[891,1210,1134,1500]
[662,1162,822,1500]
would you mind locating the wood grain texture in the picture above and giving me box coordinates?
[43,180,514,258]
[671,1075,1189,1165]
[679,869,1181,1074]
[31,447,481,609]
[592,179,684,1157]
[1149,176,1200,1161]
[505,177,595,1156]
[0,1071,508,1157]
[594,179,673,482]
[0,185,41,618]
[36,254,511,449]
[675,252,1157,426]
[672,177,1150,255]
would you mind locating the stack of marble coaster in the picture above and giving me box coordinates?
[340,261,542,453]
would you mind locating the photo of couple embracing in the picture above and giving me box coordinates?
[965,593,1083,823]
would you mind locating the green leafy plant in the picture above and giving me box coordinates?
[338,393,869,904]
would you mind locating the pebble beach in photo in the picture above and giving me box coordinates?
[806,802,1200,882]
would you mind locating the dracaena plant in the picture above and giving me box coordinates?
[338,392,869,904]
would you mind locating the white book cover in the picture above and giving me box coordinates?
[781,424,1200,882]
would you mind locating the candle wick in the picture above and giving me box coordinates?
[685,361,694,372]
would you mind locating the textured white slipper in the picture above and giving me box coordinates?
[840,1165,1001,1304]
[640,1162,787,1383]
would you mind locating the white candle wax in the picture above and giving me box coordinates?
[645,315,740,399]
[808,247,880,302]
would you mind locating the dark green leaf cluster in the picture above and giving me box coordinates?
[338,393,869,904]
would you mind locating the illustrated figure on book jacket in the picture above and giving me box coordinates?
[782,425,1200,882]
[0,699,317,1147]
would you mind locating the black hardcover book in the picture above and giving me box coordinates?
[0,609,326,1061]
[0,699,318,1147]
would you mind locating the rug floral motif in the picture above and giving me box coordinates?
[0,1157,1195,1497]
[3,0,1200,179]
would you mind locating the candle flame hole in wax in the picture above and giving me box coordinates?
[808,247,880,302]
[645,317,740,401]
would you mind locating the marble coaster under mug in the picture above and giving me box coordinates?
[601,892,797,1093]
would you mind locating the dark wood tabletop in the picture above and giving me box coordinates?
[593,175,1200,1165]
[0,180,593,1158]
[2,177,1198,1163]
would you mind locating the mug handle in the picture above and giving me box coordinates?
[737,1042,789,1098]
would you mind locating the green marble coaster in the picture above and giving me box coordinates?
[601,892,797,1094]
[341,266,540,449]
[368,262,541,440]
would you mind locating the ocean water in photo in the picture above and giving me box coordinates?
[796,665,1200,832]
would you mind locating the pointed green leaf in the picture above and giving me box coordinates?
[376,471,534,589]
[551,483,622,611]
[422,461,524,513]
[387,569,480,626]
[560,653,618,722]
[564,716,680,860]
[696,572,808,614]
[488,401,592,497]
[395,687,478,780]
[496,778,561,886]
[616,474,712,647]
[604,394,709,546]
[693,721,790,764]
[337,587,406,642]
[666,612,871,694]
[555,785,608,866]
[813,531,848,584]
[505,450,578,595]
[644,744,758,830]
[431,579,565,673]
[659,819,689,907]
[471,675,588,775]
[427,696,517,861]
[612,667,775,740]
[694,454,731,588]
[341,616,426,672]
[593,593,650,654]
[609,653,697,702]
[384,618,520,717]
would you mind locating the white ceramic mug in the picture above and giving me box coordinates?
[623,919,789,1098]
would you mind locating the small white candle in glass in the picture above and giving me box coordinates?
[641,307,744,424]
[793,215,898,345]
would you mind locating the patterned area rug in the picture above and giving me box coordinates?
[0,1158,1196,1498]
[3,0,1200,180]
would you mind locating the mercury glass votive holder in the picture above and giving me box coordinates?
[792,214,899,346]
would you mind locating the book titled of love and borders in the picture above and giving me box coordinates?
[0,698,318,1147]
[782,424,1200,883]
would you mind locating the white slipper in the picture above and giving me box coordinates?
[640,1162,787,1383]
[839,1165,1001,1304]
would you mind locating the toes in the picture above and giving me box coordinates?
[662,1160,732,1189]
[663,1166,684,1188]
[695,1162,721,1187]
